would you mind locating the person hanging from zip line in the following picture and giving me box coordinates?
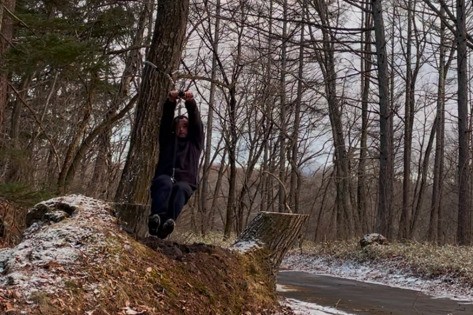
[148,89,204,239]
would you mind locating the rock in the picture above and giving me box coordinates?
[360,233,388,248]
[25,200,77,227]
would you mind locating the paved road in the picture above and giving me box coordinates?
[277,271,473,315]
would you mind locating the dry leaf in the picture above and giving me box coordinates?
[122,306,145,315]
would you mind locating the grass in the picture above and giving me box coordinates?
[297,239,473,288]
[171,230,237,247]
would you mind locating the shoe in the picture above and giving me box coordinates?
[157,219,175,239]
[148,214,161,236]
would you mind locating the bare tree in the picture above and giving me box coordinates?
[455,0,471,245]
[357,0,373,233]
[425,6,453,243]
[372,0,394,239]
[399,0,415,240]
[278,0,289,213]
[197,0,220,236]
[260,0,277,215]
[289,0,307,213]
[309,0,355,238]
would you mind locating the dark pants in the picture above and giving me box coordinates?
[150,175,194,221]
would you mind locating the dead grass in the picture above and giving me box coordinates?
[170,230,237,247]
[298,239,473,289]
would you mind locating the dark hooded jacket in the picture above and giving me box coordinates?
[153,98,204,189]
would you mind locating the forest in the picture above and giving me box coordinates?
[1,0,472,245]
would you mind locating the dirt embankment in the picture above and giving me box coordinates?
[0,195,293,315]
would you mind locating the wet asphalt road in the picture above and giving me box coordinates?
[277,271,473,315]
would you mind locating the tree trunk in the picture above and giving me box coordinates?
[358,0,372,233]
[456,0,471,245]
[5,76,31,182]
[237,130,269,231]
[57,90,93,194]
[232,211,309,270]
[411,116,436,237]
[223,88,238,239]
[278,0,288,214]
[199,0,220,236]
[399,0,414,240]
[112,202,149,238]
[115,0,190,205]
[0,0,15,138]
[210,150,227,228]
[260,0,275,215]
[372,0,394,239]
[289,0,306,214]
[430,10,451,244]
[221,3,247,239]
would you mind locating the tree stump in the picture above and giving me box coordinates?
[111,202,149,238]
[232,212,309,270]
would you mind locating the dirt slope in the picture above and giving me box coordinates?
[0,195,293,314]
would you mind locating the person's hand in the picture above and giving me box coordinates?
[168,90,179,102]
[183,90,193,101]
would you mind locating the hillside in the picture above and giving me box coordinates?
[0,195,294,314]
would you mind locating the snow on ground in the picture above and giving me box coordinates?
[279,252,473,314]
[230,239,262,252]
[0,195,117,302]
[283,298,353,315]
[278,284,354,315]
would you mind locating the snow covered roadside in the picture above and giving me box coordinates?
[279,252,473,314]
[278,284,355,315]
[282,298,353,315]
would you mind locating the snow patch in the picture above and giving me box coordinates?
[0,194,117,303]
[231,240,262,253]
[284,298,354,315]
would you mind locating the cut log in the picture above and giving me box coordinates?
[111,202,149,238]
[232,211,309,270]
